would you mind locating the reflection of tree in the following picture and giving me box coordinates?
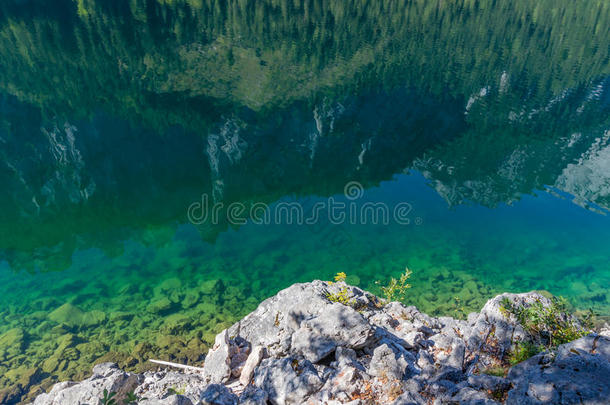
[0,0,608,131]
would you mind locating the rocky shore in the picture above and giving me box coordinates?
[30,281,610,404]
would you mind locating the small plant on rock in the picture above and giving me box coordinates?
[168,386,186,396]
[481,366,508,377]
[500,296,589,350]
[333,272,347,283]
[508,341,543,365]
[123,392,139,405]
[99,389,117,405]
[326,272,356,306]
[500,295,593,365]
[376,268,412,303]
[326,288,356,306]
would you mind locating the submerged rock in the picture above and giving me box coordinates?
[146,297,173,314]
[0,328,25,358]
[47,303,107,328]
[31,281,610,405]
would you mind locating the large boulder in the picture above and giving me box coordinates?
[202,330,232,384]
[368,342,413,381]
[31,363,140,405]
[226,281,336,357]
[133,369,209,404]
[507,334,610,404]
[253,358,323,405]
[200,384,238,405]
[291,303,374,362]
[226,281,375,359]
[464,292,564,371]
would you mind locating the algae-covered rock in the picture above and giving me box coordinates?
[0,384,23,404]
[182,291,200,309]
[154,278,183,295]
[146,297,173,314]
[56,333,79,351]
[48,304,107,328]
[109,311,134,321]
[48,303,85,326]
[200,279,223,295]
[42,356,61,373]
[0,327,25,357]
[81,310,107,326]
[162,313,192,334]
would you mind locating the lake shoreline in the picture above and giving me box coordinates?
[29,280,610,405]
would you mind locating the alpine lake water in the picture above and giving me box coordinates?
[1,0,610,401]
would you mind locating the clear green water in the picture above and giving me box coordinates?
[0,0,610,401]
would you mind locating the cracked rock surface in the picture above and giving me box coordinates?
[31,281,610,404]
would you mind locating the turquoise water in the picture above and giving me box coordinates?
[1,0,610,402]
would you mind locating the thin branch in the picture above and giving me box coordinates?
[148,359,205,372]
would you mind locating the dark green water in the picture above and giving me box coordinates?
[1,0,610,400]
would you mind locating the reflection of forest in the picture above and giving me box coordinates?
[0,0,609,272]
[0,0,608,124]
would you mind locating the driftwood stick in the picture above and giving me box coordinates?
[148,359,205,372]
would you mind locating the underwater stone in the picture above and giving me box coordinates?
[200,279,223,295]
[182,291,201,309]
[81,310,107,326]
[162,313,192,334]
[154,278,183,294]
[47,304,106,328]
[146,297,173,314]
[48,303,85,327]
[0,327,25,356]
[0,384,23,404]
[42,356,61,374]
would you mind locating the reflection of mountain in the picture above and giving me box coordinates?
[0,87,465,271]
[413,77,610,212]
[556,130,610,213]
